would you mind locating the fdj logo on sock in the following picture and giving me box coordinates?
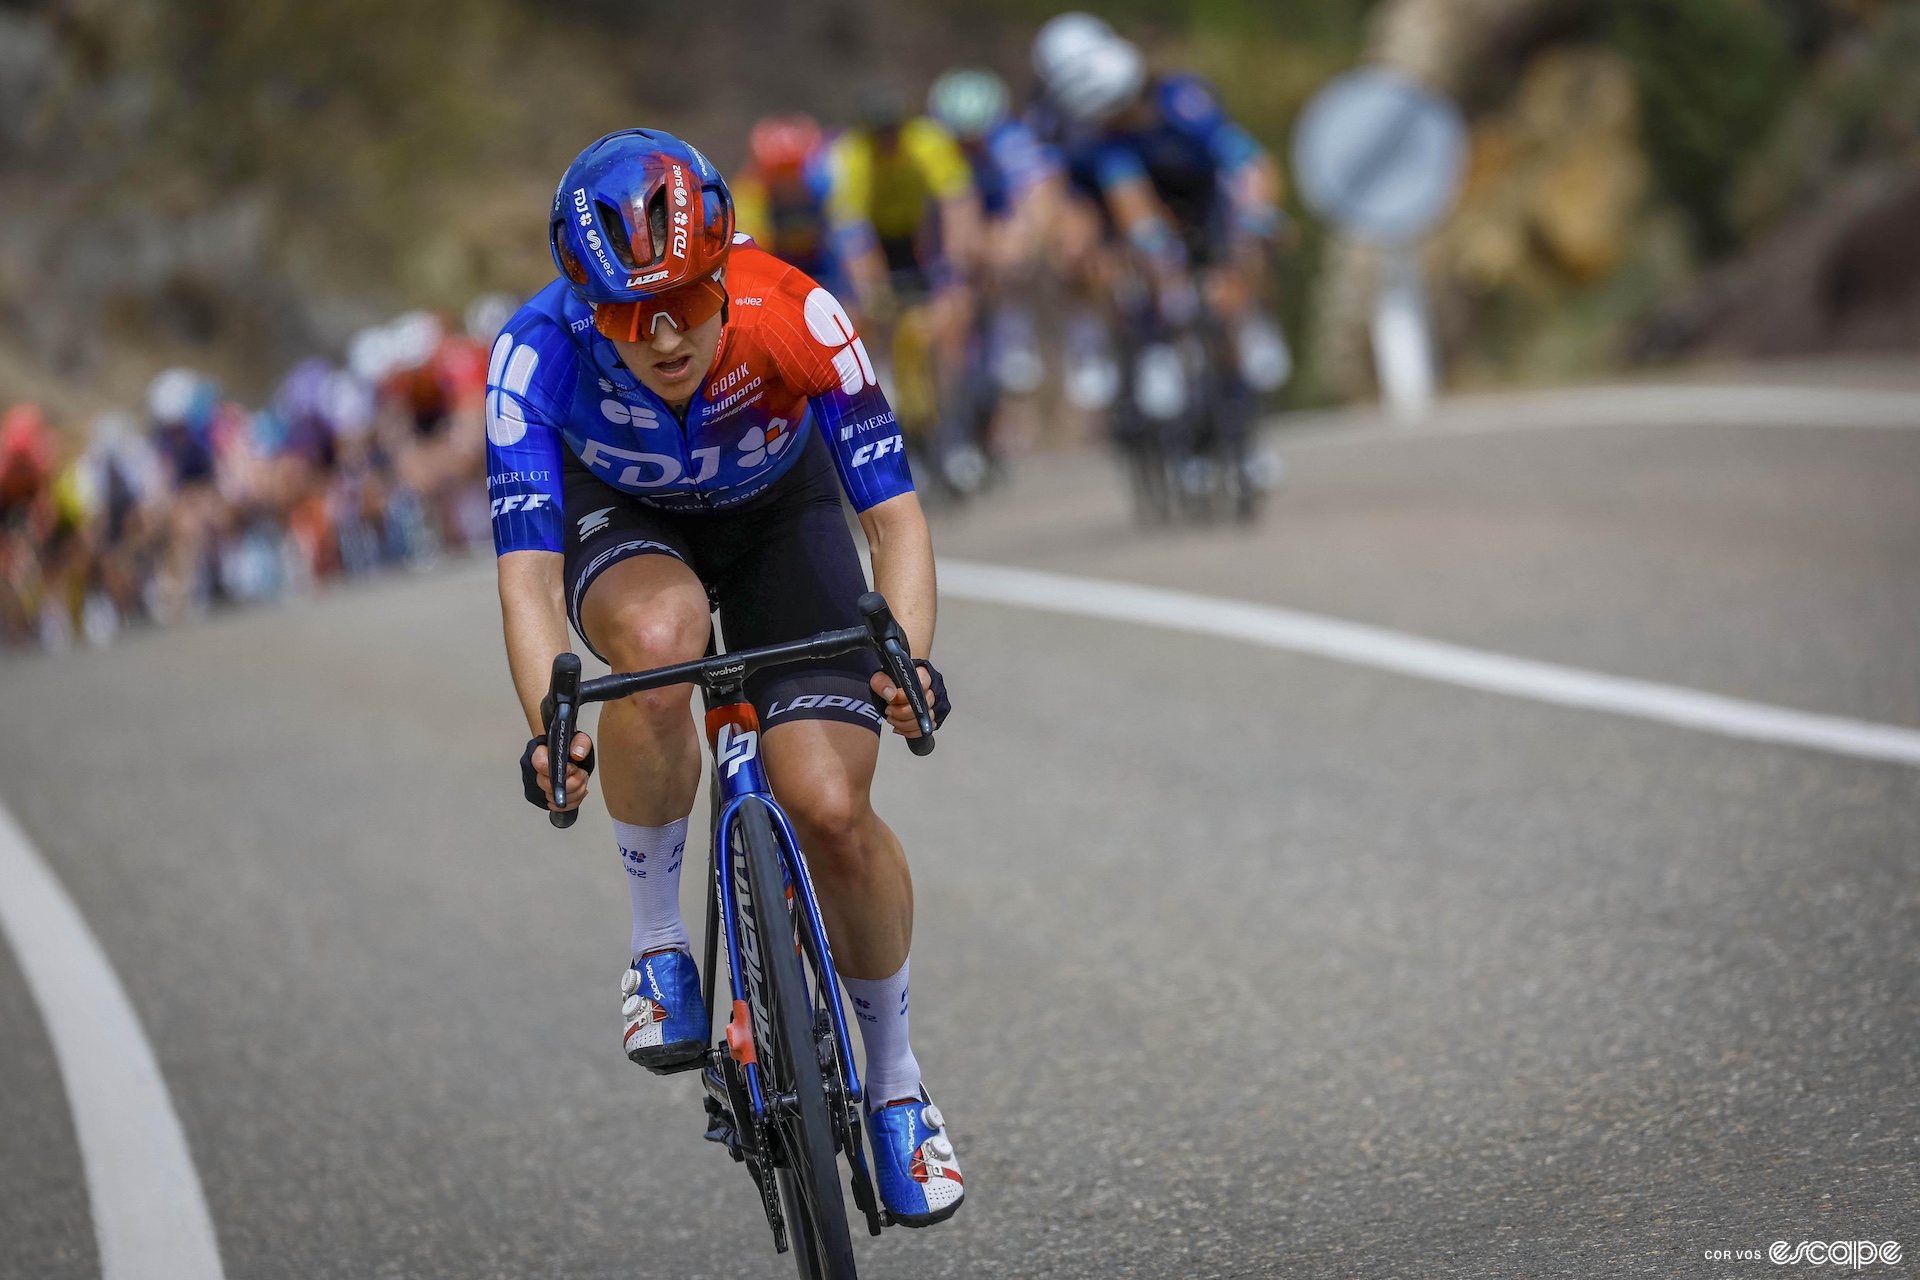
[716,724,759,778]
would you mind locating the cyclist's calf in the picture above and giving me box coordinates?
[764,722,913,978]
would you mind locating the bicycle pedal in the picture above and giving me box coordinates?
[629,1042,708,1075]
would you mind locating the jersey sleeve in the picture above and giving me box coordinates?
[904,118,975,202]
[987,120,1062,199]
[483,312,576,554]
[1092,138,1150,191]
[811,381,911,512]
[752,262,914,512]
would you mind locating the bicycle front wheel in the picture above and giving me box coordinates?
[736,797,858,1280]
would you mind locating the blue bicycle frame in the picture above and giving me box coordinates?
[704,695,867,1121]
[540,590,935,1253]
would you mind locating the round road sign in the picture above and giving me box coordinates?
[1291,68,1467,243]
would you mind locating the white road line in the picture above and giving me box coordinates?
[0,804,226,1280]
[939,560,1920,769]
[1274,383,1920,445]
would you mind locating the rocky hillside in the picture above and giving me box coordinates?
[1,0,1912,421]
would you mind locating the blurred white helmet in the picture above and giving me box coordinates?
[1032,12,1114,79]
[146,367,204,427]
[1034,19,1144,124]
[347,324,396,383]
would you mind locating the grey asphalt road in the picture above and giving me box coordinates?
[2,398,1916,1279]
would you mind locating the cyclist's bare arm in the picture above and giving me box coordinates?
[858,490,938,733]
[998,173,1069,273]
[1105,175,1181,267]
[498,548,593,803]
[1230,153,1283,219]
[845,235,893,318]
[937,191,986,276]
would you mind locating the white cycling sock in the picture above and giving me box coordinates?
[842,957,921,1111]
[614,817,691,960]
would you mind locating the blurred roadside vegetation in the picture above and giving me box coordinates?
[1,0,1914,423]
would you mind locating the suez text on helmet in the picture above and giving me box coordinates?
[548,129,736,308]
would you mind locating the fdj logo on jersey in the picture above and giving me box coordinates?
[716,723,759,778]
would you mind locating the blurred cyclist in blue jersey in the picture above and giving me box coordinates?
[927,69,1065,275]
[491,128,964,1226]
[926,68,1068,483]
[1031,13,1292,518]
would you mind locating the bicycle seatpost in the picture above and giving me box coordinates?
[545,652,583,828]
[857,591,936,755]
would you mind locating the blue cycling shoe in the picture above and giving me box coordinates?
[621,949,708,1074]
[866,1089,965,1226]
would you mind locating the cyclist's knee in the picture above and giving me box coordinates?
[785,779,877,867]
[598,601,709,719]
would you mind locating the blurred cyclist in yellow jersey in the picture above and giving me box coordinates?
[824,87,984,489]
[826,86,982,319]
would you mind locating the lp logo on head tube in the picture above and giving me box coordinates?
[717,723,759,778]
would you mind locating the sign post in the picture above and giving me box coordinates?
[1292,69,1465,422]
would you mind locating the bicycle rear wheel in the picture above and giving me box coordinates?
[736,797,858,1280]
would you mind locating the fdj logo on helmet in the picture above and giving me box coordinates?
[572,187,616,277]
[670,166,690,259]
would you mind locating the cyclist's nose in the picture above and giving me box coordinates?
[647,320,684,354]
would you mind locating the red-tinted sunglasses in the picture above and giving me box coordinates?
[592,276,727,343]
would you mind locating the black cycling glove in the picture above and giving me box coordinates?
[521,734,596,811]
[911,658,951,730]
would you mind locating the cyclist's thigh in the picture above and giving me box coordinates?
[561,452,710,666]
[578,554,710,672]
[761,717,881,829]
[711,435,886,738]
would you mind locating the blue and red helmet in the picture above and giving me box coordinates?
[549,129,735,308]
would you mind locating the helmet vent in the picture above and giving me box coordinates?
[596,200,638,271]
[646,190,670,266]
[552,220,590,285]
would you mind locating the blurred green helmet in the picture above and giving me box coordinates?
[928,68,1009,141]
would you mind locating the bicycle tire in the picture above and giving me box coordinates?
[736,798,858,1279]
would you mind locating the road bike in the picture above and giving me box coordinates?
[540,592,936,1279]
[1109,277,1274,525]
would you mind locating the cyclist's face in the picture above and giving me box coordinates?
[611,309,725,406]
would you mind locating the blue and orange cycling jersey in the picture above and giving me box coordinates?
[485,239,912,554]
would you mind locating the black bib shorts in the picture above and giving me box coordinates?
[560,427,888,736]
